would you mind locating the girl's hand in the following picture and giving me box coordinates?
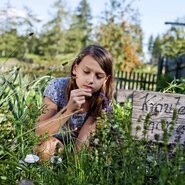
[66,88,92,113]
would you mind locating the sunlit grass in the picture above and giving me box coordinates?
[0,66,185,185]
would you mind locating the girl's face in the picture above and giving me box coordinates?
[72,55,108,93]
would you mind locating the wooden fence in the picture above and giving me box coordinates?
[115,71,157,91]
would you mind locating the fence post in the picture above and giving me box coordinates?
[156,56,164,91]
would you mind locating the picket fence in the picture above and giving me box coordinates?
[115,71,157,91]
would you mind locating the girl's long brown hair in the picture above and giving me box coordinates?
[66,44,114,117]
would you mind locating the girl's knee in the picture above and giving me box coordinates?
[33,136,64,163]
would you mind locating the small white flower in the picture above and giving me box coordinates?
[16,159,26,170]
[93,138,99,145]
[24,154,39,164]
[18,179,35,185]
[50,156,62,164]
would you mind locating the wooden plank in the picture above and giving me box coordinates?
[131,91,185,144]
[116,89,135,103]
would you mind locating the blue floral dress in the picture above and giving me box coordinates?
[44,77,88,142]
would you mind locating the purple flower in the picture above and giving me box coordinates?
[99,92,113,123]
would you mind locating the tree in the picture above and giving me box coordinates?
[0,2,41,59]
[64,0,92,54]
[150,17,185,61]
[0,29,18,58]
[161,26,185,58]
[148,35,162,65]
[38,0,67,60]
[96,0,143,72]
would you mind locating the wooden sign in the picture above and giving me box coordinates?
[116,89,134,104]
[116,90,185,144]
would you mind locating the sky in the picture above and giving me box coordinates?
[0,0,185,58]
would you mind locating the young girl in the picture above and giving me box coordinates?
[35,44,114,162]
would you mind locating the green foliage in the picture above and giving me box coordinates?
[64,0,93,53]
[38,0,67,60]
[161,27,185,58]
[148,35,163,65]
[96,0,143,71]
[0,0,144,70]
[161,78,185,94]
[0,67,53,164]
[149,18,185,62]
[1,74,184,185]
[0,29,19,58]
[1,2,185,183]
[156,74,174,92]
[0,2,41,59]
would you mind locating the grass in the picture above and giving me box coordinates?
[0,66,185,185]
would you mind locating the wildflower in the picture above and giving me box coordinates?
[93,138,99,145]
[17,159,27,171]
[99,92,110,111]
[99,92,113,123]
[50,156,62,164]
[24,154,39,164]
[18,179,35,185]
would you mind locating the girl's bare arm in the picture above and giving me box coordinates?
[36,89,92,136]
[35,96,74,136]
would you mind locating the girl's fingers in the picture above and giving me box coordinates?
[67,89,91,112]
[73,98,86,107]
[75,96,85,101]
[71,89,92,97]
[67,99,85,112]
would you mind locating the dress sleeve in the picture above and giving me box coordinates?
[43,78,65,107]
